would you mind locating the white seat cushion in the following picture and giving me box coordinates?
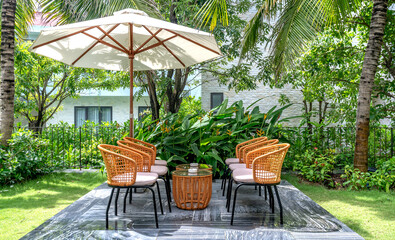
[232,168,276,183]
[155,159,167,166]
[150,165,168,176]
[135,172,159,186]
[229,163,247,171]
[225,158,239,165]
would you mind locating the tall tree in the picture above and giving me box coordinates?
[0,0,17,145]
[354,0,388,171]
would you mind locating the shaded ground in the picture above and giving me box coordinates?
[21,179,363,240]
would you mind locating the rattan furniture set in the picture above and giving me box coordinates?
[98,137,290,228]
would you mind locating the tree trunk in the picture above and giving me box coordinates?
[354,0,388,172]
[0,0,17,146]
[146,71,160,120]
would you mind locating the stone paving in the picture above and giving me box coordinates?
[22,180,363,239]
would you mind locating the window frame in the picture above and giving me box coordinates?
[210,92,224,109]
[74,106,113,127]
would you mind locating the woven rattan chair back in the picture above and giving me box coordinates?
[235,136,267,158]
[117,140,152,172]
[124,137,157,153]
[240,139,279,164]
[243,139,279,167]
[98,144,138,187]
[251,143,290,184]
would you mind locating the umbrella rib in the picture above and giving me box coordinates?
[97,25,129,53]
[82,32,128,54]
[134,28,163,53]
[32,26,97,49]
[135,35,177,54]
[165,29,221,55]
[72,24,120,66]
[143,25,185,68]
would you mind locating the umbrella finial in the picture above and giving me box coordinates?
[114,9,148,17]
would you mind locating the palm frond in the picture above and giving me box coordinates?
[41,0,162,24]
[194,0,228,31]
[0,0,36,40]
[241,0,362,78]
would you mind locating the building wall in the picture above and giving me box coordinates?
[201,74,304,126]
[47,96,151,125]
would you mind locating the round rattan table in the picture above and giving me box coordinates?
[175,163,213,171]
[172,170,212,210]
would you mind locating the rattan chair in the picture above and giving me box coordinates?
[98,144,160,229]
[225,139,279,204]
[118,140,172,212]
[229,143,290,225]
[223,139,279,197]
[124,137,167,166]
[221,136,268,195]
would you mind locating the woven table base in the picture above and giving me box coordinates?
[172,170,212,210]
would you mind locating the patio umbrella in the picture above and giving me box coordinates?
[30,9,221,136]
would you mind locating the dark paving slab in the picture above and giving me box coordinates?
[22,180,363,240]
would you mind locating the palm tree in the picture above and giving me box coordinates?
[197,0,389,172]
[0,0,37,145]
[0,0,17,145]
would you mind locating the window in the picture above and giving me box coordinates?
[138,106,151,120]
[74,106,112,127]
[210,93,224,109]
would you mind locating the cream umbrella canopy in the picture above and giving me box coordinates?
[30,9,221,136]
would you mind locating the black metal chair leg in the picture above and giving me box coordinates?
[259,185,262,196]
[156,181,164,215]
[147,187,159,228]
[129,187,133,204]
[267,186,274,213]
[255,185,257,190]
[123,188,129,213]
[226,171,233,206]
[164,177,172,212]
[274,185,283,224]
[222,169,228,196]
[265,186,267,200]
[230,184,244,225]
[114,188,120,216]
[227,178,233,212]
[166,172,172,203]
[106,188,115,229]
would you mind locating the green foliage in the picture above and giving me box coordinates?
[342,158,395,192]
[175,96,205,119]
[0,129,52,185]
[293,148,337,186]
[135,99,292,177]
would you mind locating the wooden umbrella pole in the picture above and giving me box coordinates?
[129,56,134,137]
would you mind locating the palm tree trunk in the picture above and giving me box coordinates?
[0,0,17,146]
[354,0,388,172]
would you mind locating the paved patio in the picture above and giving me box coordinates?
[22,180,363,239]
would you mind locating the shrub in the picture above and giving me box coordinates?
[342,157,395,192]
[293,148,336,186]
[0,129,52,185]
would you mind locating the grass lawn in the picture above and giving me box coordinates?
[283,174,395,240]
[0,172,106,240]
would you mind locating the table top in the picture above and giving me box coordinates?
[172,169,212,177]
[176,163,212,170]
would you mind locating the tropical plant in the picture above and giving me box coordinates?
[134,99,293,176]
